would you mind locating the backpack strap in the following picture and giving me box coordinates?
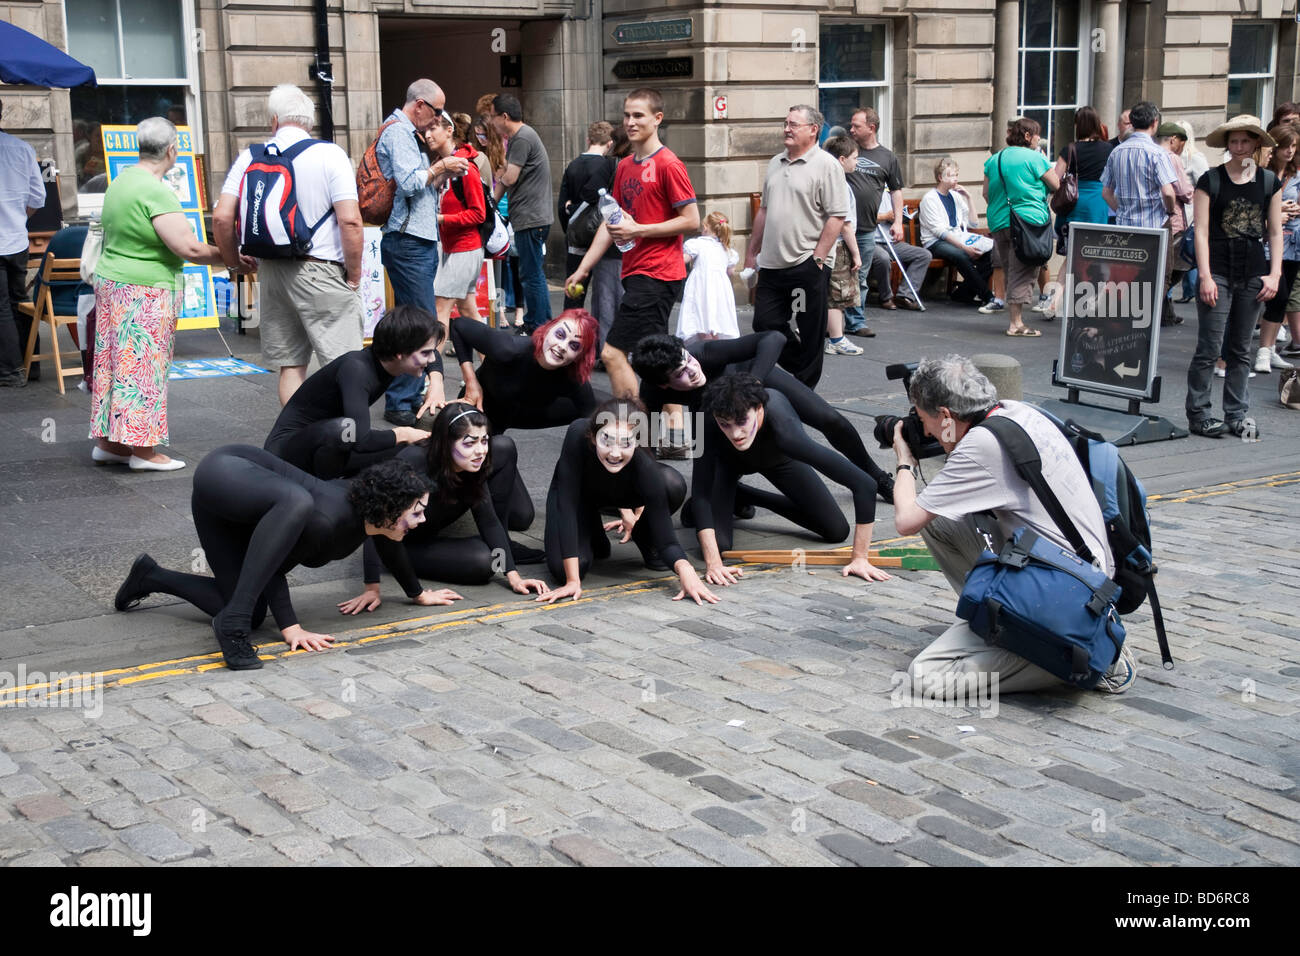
[276,138,336,233]
[974,414,1098,566]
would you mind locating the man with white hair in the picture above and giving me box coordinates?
[744,104,846,388]
[215,84,364,405]
[375,78,469,424]
[889,354,1137,695]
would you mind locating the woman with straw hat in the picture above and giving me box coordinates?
[1185,116,1284,438]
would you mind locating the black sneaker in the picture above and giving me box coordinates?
[384,408,417,427]
[1224,418,1259,439]
[876,475,895,505]
[734,503,756,520]
[115,554,159,611]
[0,370,27,388]
[212,611,264,671]
[509,540,547,564]
[1188,418,1226,438]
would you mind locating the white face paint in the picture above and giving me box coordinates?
[451,425,489,473]
[401,335,442,377]
[715,407,762,452]
[380,493,429,540]
[666,351,706,391]
[594,421,638,473]
[538,318,584,370]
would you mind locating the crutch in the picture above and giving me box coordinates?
[876,222,925,311]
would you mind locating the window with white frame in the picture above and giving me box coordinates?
[64,0,201,195]
[1018,0,1092,160]
[1227,22,1276,120]
[818,21,891,146]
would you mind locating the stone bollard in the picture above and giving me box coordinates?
[971,353,1023,401]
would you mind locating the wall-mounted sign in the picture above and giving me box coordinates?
[612,57,693,81]
[713,95,728,119]
[613,18,693,45]
[500,54,522,88]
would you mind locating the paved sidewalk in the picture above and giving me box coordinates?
[0,474,1296,866]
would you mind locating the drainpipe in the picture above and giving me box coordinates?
[309,0,334,141]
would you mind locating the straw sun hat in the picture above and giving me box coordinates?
[1204,115,1276,149]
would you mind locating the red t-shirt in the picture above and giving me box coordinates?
[439,143,487,254]
[612,146,696,281]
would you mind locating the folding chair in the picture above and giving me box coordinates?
[20,252,84,395]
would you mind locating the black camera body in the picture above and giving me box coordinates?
[873,362,946,459]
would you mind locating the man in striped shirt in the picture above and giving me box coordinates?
[1100,101,1179,229]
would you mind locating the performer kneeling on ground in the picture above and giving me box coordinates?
[693,373,890,587]
[538,398,718,606]
[263,306,443,479]
[632,330,895,501]
[113,448,433,671]
[339,402,550,613]
[453,309,602,562]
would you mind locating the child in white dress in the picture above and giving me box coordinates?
[677,211,740,344]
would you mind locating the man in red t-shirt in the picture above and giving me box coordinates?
[566,88,700,399]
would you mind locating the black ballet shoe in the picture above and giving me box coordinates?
[639,546,670,572]
[734,503,757,520]
[876,475,896,505]
[212,610,264,671]
[115,554,159,611]
[509,540,546,565]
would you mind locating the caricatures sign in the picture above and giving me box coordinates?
[1056,222,1167,401]
[101,125,217,331]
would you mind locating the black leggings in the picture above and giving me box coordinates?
[769,369,890,484]
[544,464,687,581]
[139,447,334,631]
[266,417,401,480]
[713,461,850,553]
[487,435,535,533]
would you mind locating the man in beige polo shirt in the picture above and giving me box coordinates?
[744,105,847,388]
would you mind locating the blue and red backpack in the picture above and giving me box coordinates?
[236,140,334,259]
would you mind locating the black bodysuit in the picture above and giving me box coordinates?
[690,390,878,552]
[138,445,384,631]
[451,317,597,433]
[640,331,889,484]
[544,419,688,581]
[264,349,408,479]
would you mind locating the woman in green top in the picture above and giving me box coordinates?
[982,117,1060,336]
[90,117,240,472]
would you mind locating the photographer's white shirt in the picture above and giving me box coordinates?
[915,401,1113,576]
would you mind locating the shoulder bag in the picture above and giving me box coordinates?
[998,152,1055,266]
[1049,142,1079,217]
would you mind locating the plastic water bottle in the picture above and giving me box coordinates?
[598,189,636,253]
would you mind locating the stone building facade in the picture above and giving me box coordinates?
[3,0,1298,240]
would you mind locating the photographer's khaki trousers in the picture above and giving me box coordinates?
[909,514,1063,695]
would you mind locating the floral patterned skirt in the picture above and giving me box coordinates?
[89,277,181,447]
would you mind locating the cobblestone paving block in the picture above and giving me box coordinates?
[193,701,248,727]
[817,832,907,867]
[588,783,689,832]
[1074,827,1185,863]
[882,728,965,759]
[1116,815,1252,865]
[1038,765,1145,801]
[827,779,928,819]
[41,816,111,855]
[332,745,400,780]
[997,824,1099,863]
[826,730,923,763]
[527,754,607,791]
[511,717,593,752]
[302,806,371,841]
[76,849,140,867]
[689,774,763,803]
[113,769,181,804]
[379,773,452,810]
[922,791,1013,829]
[57,775,118,805]
[551,833,635,866]
[666,827,767,866]
[811,796,912,844]
[119,822,196,863]
[345,835,418,866]
[272,833,335,864]
[895,837,988,867]
[692,805,767,837]
[15,793,74,824]
[640,751,706,778]
[170,721,232,752]
[916,814,1014,858]
[254,773,328,814]
[840,756,933,795]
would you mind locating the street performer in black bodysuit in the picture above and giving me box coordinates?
[692,372,892,588]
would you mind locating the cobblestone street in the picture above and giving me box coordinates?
[2,471,1296,867]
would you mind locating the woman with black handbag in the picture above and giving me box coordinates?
[982,117,1060,336]
[1047,107,1114,313]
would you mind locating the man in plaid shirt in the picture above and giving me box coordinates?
[1101,101,1179,229]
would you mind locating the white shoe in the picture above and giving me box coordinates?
[129,456,186,472]
[1096,644,1137,694]
[1214,367,1256,379]
[824,338,864,356]
[92,446,132,465]
[1280,326,1292,345]
[1031,293,1051,313]
[977,298,1006,314]
[1269,348,1293,370]
[1254,347,1272,373]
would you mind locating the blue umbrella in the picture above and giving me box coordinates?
[0,21,96,88]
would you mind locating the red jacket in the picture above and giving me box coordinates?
[440,143,486,253]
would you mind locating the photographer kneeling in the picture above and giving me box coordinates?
[890,355,1137,694]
